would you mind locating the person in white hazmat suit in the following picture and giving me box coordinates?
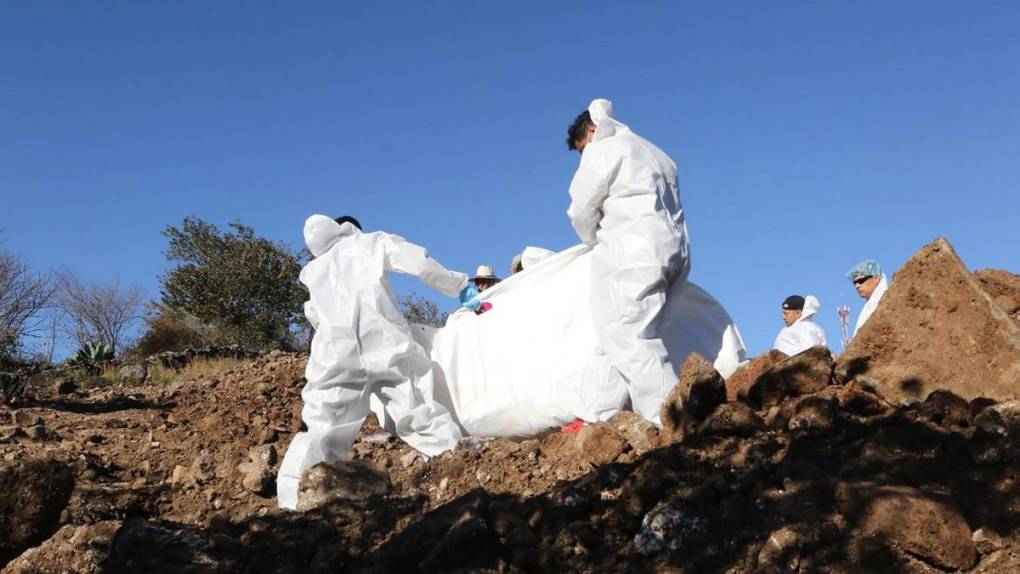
[846,259,889,337]
[278,214,470,510]
[565,99,691,426]
[773,295,827,356]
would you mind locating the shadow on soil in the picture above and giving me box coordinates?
[101,388,1020,573]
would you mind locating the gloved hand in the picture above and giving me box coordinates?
[462,296,482,312]
[459,284,479,306]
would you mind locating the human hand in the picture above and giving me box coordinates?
[459,284,479,305]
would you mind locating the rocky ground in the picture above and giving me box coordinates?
[2,237,1019,573]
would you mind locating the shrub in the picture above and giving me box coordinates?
[130,305,211,357]
[159,217,307,350]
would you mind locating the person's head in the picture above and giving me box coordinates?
[781,295,805,327]
[333,215,362,231]
[472,265,500,292]
[566,110,596,153]
[845,259,883,300]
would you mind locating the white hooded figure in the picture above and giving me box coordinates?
[566,99,690,426]
[277,214,468,510]
[845,259,890,337]
[773,295,827,356]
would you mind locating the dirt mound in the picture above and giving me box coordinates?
[4,345,1020,573]
[4,241,1020,573]
[837,237,1020,404]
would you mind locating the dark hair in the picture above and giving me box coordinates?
[334,215,362,231]
[566,110,593,150]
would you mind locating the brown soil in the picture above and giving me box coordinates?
[2,240,1020,573]
[2,345,1019,573]
[976,268,1020,321]
[837,238,1020,404]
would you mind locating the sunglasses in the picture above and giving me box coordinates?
[852,276,872,285]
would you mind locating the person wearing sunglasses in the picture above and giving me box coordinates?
[845,259,890,338]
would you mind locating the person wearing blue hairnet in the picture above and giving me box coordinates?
[846,259,889,337]
[278,214,471,510]
[773,295,828,356]
[565,99,690,426]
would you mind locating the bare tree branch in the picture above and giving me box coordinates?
[0,243,54,359]
[54,270,144,355]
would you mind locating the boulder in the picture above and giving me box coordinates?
[698,403,765,437]
[606,411,659,456]
[0,458,76,567]
[747,346,833,409]
[297,460,392,511]
[576,423,627,466]
[839,483,977,571]
[660,353,726,443]
[1,521,121,574]
[838,238,1020,404]
[104,517,225,572]
[725,350,786,402]
[117,362,148,385]
[724,347,833,409]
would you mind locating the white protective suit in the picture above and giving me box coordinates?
[567,99,691,425]
[853,274,889,336]
[773,295,828,356]
[278,215,468,510]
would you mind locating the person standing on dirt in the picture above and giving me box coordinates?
[278,214,474,510]
[565,98,690,426]
[773,295,827,356]
[846,259,889,337]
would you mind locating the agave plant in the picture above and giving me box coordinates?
[66,341,115,375]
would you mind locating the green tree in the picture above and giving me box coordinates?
[159,217,306,350]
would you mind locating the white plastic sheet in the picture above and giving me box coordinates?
[423,245,747,438]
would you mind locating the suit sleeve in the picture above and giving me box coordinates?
[567,144,618,245]
[383,234,469,298]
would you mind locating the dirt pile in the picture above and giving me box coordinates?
[838,237,1020,404]
[3,344,1020,572]
[2,239,1020,572]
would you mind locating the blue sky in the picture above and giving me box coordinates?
[2,2,1018,356]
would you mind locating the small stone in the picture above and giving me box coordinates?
[31,424,59,442]
[399,451,420,468]
[170,465,193,487]
[972,527,1003,555]
[249,444,278,467]
[633,502,707,556]
[12,410,41,428]
[238,461,274,496]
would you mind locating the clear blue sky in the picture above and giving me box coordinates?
[2,2,1018,355]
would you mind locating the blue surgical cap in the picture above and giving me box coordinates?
[845,259,882,281]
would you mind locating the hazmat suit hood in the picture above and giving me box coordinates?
[854,274,890,336]
[304,214,359,258]
[793,295,821,325]
[587,98,630,144]
[774,295,827,356]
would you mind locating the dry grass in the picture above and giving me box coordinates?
[123,356,245,386]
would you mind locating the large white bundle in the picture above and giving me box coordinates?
[424,245,746,438]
